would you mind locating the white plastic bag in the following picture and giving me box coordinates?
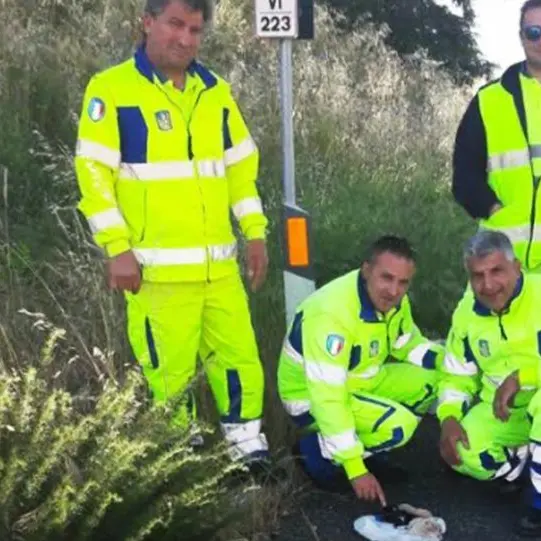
[353,503,446,541]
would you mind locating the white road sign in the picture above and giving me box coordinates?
[255,0,298,38]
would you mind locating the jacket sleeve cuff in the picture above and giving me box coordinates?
[105,239,132,258]
[244,225,267,241]
[343,456,368,480]
[437,402,464,424]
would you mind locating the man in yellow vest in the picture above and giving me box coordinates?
[74,0,272,478]
[438,230,541,535]
[452,0,541,272]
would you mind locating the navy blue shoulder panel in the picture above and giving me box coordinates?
[117,107,148,163]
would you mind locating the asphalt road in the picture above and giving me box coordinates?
[275,417,531,541]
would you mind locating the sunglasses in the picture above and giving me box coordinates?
[523,25,541,42]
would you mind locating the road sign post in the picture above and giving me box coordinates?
[255,0,315,325]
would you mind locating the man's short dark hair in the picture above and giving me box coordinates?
[521,0,541,29]
[145,0,213,23]
[364,235,416,264]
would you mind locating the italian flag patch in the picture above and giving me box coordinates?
[326,334,345,356]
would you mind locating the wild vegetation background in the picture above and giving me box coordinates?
[0,0,479,538]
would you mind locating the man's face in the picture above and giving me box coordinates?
[144,1,204,72]
[362,252,416,314]
[467,251,521,313]
[521,7,541,69]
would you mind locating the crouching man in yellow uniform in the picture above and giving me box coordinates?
[277,236,444,504]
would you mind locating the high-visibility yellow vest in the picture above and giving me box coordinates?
[479,73,541,270]
[75,46,267,282]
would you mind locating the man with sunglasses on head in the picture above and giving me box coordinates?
[452,0,541,273]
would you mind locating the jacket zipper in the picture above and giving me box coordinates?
[385,310,399,355]
[188,88,212,282]
[158,83,212,281]
[526,173,541,270]
[498,314,508,341]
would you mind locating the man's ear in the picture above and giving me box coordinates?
[361,261,370,279]
[513,259,522,274]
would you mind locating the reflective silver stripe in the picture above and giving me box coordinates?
[120,161,193,180]
[198,159,226,177]
[76,139,120,168]
[282,399,311,416]
[531,444,541,494]
[210,243,237,261]
[222,419,261,443]
[443,353,478,376]
[532,228,541,242]
[531,443,541,463]
[305,360,347,385]
[232,197,263,219]
[487,225,530,244]
[503,445,529,482]
[318,430,358,460]
[394,332,413,349]
[532,145,541,158]
[350,365,380,380]
[488,149,530,172]
[484,374,504,388]
[438,389,471,406]
[87,208,125,234]
[133,242,237,266]
[119,159,225,181]
[224,137,257,166]
[227,434,269,461]
[408,344,431,367]
[283,340,303,364]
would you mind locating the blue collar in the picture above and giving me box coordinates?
[357,272,401,322]
[473,273,524,316]
[134,44,218,89]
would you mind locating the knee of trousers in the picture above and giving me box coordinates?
[453,445,496,481]
[396,409,420,447]
[297,432,342,484]
[369,408,419,454]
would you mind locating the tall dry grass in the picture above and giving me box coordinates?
[0,0,478,538]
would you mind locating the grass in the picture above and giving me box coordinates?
[0,0,479,538]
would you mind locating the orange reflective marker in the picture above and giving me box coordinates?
[287,216,310,267]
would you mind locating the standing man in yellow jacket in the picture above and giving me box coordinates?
[74,0,272,476]
[452,0,541,272]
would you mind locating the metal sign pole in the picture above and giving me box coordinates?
[255,0,315,325]
[279,39,315,326]
[280,39,296,206]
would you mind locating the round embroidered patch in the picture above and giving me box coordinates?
[88,97,106,122]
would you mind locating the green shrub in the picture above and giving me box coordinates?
[0,334,242,541]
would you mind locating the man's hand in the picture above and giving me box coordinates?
[351,473,387,507]
[245,239,268,292]
[494,371,520,422]
[107,250,141,293]
[440,417,469,467]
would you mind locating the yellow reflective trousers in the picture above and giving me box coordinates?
[125,274,268,460]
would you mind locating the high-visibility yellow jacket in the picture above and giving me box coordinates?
[75,45,267,282]
[278,270,444,479]
[453,63,541,270]
[437,273,541,423]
